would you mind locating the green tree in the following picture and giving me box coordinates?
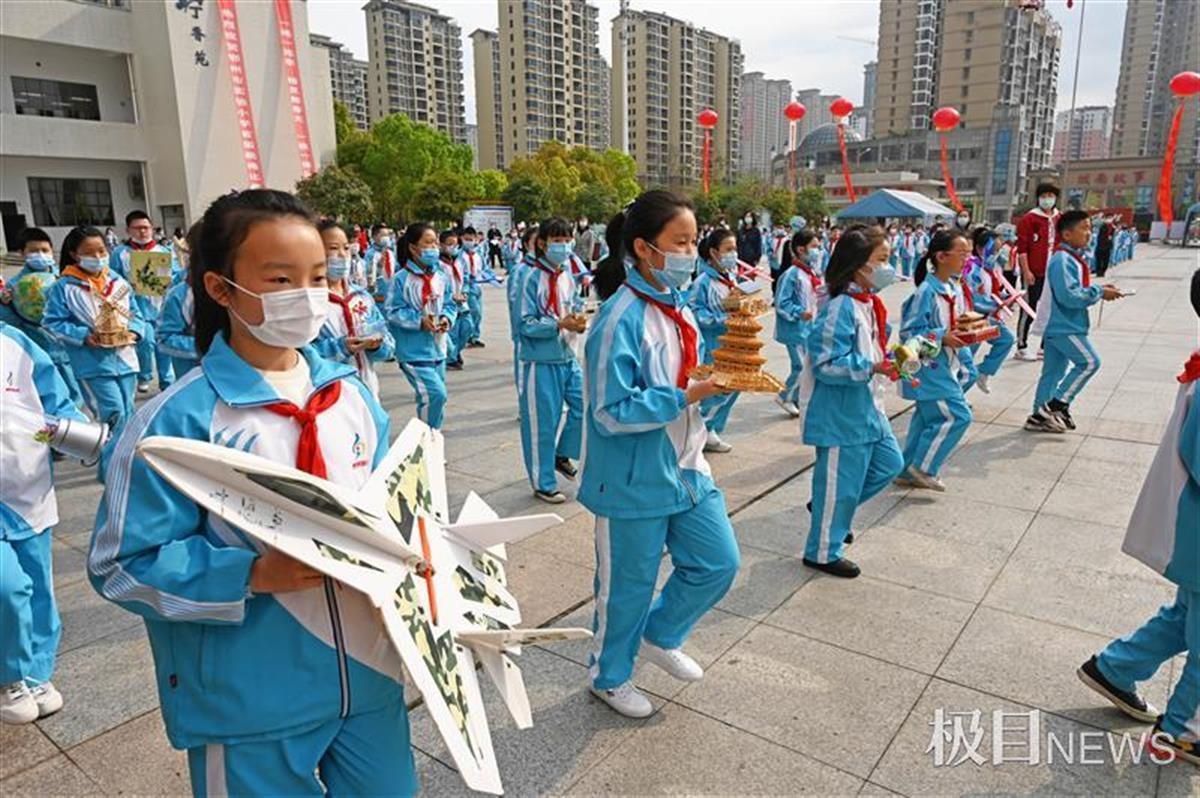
[502,174,553,222]
[411,169,477,225]
[573,182,621,223]
[794,186,831,228]
[476,169,508,201]
[333,101,357,146]
[295,165,374,222]
[760,187,796,224]
[691,191,722,226]
[505,142,641,219]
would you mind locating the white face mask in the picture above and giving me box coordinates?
[222,277,327,348]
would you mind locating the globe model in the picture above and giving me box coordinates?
[12,271,57,324]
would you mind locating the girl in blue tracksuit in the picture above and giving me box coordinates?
[897,230,975,492]
[963,228,1016,395]
[580,190,739,719]
[689,228,741,454]
[506,227,539,392]
[43,226,147,436]
[802,226,903,579]
[88,189,417,796]
[385,223,457,430]
[157,222,202,379]
[313,220,394,397]
[439,229,468,370]
[773,230,823,418]
[457,227,486,347]
[1,323,87,725]
[518,218,585,504]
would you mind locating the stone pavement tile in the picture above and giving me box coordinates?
[523,512,597,570]
[1158,762,1200,797]
[876,493,1035,551]
[54,577,141,655]
[675,625,928,779]
[50,540,87,589]
[36,626,159,749]
[728,493,804,558]
[1010,513,1161,585]
[944,434,1075,481]
[849,524,1012,602]
[936,606,1174,735]
[1089,418,1169,446]
[1040,478,1144,529]
[0,754,100,796]
[870,679,1159,796]
[857,781,905,796]
[68,710,188,795]
[1074,435,1162,468]
[0,722,59,780]
[983,555,1176,639]
[503,541,594,628]
[479,477,585,525]
[565,702,864,795]
[715,543,813,621]
[765,576,974,674]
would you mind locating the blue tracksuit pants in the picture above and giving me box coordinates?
[902,395,973,477]
[779,343,806,406]
[467,291,483,342]
[134,298,175,388]
[1033,333,1101,412]
[805,435,903,564]
[80,373,137,435]
[972,321,1015,378]
[0,531,61,684]
[700,391,739,434]
[186,697,418,797]
[1096,586,1200,743]
[450,307,471,363]
[398,361,447,429]
[518,360,583,492]
[589,490,740,690]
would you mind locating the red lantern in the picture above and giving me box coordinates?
[931,106,965,213]
[1159,72,1200,224]
[697,108,718,193]
[829,97,854,118]
[828,98,856,201]
[783,101,806,122]
[1170,71,1200,97]
[784,102,807,192]
[931,106,961,133]
[697,108,719,129]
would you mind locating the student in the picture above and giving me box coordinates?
[949,264,980,395]
[773,230,822,418]
[313,220,394,397]
[802,227,903,579]
[43,226,147,436]
[1076,268,1200,766]
[886,225,902,271]
[963,228,1016,394]
[506,226,539,392]
[898,225,917,278]
[1025,210,1122,433]
[1015,183,1061,360]
[364,223,396,304]
[385,223,456,429]
[581,190,738,718]
[689,228,740,453]
[0,324,87,724]
[110,210,176,393]
[457,227,486,348]
[896,230,974,492]
[439,229,469,370]
[87,189,417,795]
[517,218,586,503]
[157,223,203,379]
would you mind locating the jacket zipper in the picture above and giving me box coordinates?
[323,577,351,718]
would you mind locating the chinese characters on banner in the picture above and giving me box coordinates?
[216,0,265,188]
[274,0,317,179]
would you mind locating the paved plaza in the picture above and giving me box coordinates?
[2,245,1199,796]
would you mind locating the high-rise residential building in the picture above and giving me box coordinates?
[613,8,742,187]
[310,34,370,130]
[470,28,505,169]
[363,0,466,142]
[872,0,1060,168]
[1051,106,1112,163]
[1111,0,1200,162]
[862,61,877,138]
[793,88,839,142]
[739,71,792,179]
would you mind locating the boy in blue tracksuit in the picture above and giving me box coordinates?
[457,227,486,347]
[773,231,822,418]
[157,279,199,378]
[506,231,537,391]
[363,224,397,304]
[518,219,585,503]
[385,223,457,430]
[689,229,741,453]
[1026,211,1122,434]
[439,230,469,370]
[963,232,1016,394]
[0,323,87,724]
[110,211,176,392]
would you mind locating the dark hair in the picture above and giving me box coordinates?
[16,227,51,251]
[317,218,348,239]
[1057,209,1090,236]
[824,226,886,297]
[400,222,436,262]
[181,221,203,274]
[124,210,151,227]
[698,227,735,264]
[59,226,106,267]
[790,230,816,254]
[192,189,316,355]
[370,222,389,236]
[971,226,996,255]
[1035,183,1061,198]
[438,228,459,244]
[1191,268,1200,318]
[914,228,970,286]
[593,190,695,301]
[520,225,539,251]
[461,226,478,237]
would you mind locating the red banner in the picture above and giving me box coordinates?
[273,0,317,179]
[939,135,965,213]
[217,0,264,188]
[836,123,857,203]
[1157,102,1185,225]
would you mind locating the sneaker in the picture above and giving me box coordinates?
[1036,349,1044,360]
[1147,718,1200,766]
[1,682,38,724]
[467,340,486,348]
[703,431,733,453]
[802,557,861,579]
[976,374,991,394]
[905,465,946,492]
[1076,656,1158,723]
[447,360,464,371]
[29,681,63,719]
[555,456,578,480]
[136,381,152,394]
[1025,412,1065,434]
[534,489,566,504]
[590,681,654,718]
[774,396,801,418]
[894,473,918,488]
[844,531,855,545]
[640,643,703,682]
[1015,348,1036,361]
[1047,400,1076,431]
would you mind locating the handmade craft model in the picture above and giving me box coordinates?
[136,419,590,795]
[692,291,785,393]
[954,311,1000,345]
[93,285,137,347]
[885,334,942,387]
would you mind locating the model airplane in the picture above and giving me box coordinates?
[136,419,591,795]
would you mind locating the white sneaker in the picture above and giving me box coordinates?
[590,681,654,718]
[1,682,38,724]
[136,381,152,394]
[641,643,704,682]
[1015,348,1036,361]
[704,430,733,453]
[30,681,63,718]
[905,465,946,492]
[774,396,801,418]
[976,374,991,394]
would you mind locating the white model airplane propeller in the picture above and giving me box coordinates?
[136,419,590,795]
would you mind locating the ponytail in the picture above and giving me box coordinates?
[593,190,695,301]
[592,209,628,301]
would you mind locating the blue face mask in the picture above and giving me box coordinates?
[418,248,440,269]
[78,255,108,274]
[24,253,55,272]
[869,264,898,291]
[804,249,822,268]
[463,241,477,252]
[717,252,738,272]
[545,242,572,266]
[647,243,695,290]
[326,256,349,280]
[443,245,461,259]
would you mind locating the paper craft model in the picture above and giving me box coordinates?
[136,419,591,795]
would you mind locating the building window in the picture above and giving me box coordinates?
[991,129,1011,195]
[12,77,100,120]
[27,177,115,226]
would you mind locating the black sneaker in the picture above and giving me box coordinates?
[806,500,813,513]
[555,456,578,480]
[1025,412,1065,433]
[802,557,860,579]
[534,489,566,504]
[1047,399,1076,430]
[844,531,855,545]
[1147,717,1200,766]
[447,360,464,371]
[467,340,486,348]
[1076,655,1159,723]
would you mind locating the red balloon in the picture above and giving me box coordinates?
[784,101,807,122]
[829,97,854,118]
[1170,71,1200,97]
[697,108,719,128]
[931,106,961,132]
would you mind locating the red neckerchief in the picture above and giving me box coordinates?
[1055,245,1090,287]
[716,270,737,290]
[1178,351,1200,384]
[627,287,697,389]
[797,263,823,289]
[405,262,434,305]
[937,290,958,330]
[128,240,157,252]
[262,380,342,479]
[848,291,888,354]
[380,249,393,279]
[961,283,975,312]
[442,256,462,286]
[328,290,357,337]
[535,260,562,316]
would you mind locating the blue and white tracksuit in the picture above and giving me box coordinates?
[111,242,177,389]
[1096,368,1200,747]
[951,278,980,393]
[457,247,486,343]
[42,270,147,435]
[506,255,532,390]
[1031,245,1104,413]
[157,281,199,379]
[689,262,740,435]
[441,256,470,364]
[1,324,87,687]
[579,270,739,690]
[773,264,819,409]
[87,334,417,795]
[384,260,458,430]
[517,259,583,493]
[899,233,917,278]
[364,244,397,303]
[0,264,83,409]
[963,255,1016,379]
[899,276,973,478]
[803,289,903,563]
[314,285,395,398]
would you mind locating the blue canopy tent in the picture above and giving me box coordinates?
[835,189,959,223]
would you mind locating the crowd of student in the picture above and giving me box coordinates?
[1,182,1196,792]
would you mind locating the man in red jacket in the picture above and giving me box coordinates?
[1015,183,1062,358]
